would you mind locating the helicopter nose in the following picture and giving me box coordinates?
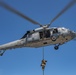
[70,31,76,39]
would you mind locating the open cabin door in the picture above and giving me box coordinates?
[39,30,50,39]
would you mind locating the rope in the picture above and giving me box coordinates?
[43,47,44,60]
[43,69,44,75]
[42,47,44,75]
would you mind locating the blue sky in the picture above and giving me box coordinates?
[0,0,76,75]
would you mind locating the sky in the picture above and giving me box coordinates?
[0,0,76,75]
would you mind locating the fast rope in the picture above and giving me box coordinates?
[41,47,47,75]
[43,69,44,75]
[42,47,45,75]
[43,47,44,60]
[43,47,44,75]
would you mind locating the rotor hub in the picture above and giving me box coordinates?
[42,25,49,29]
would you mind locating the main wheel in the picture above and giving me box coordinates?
[54,46,59,50]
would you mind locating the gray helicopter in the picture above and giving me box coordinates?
[0,0,76,56]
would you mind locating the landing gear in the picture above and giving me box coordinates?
[0,50,6,56]
[54,44,60,50]
[54,46,59,50]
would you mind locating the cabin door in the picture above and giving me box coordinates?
[39,30,50,39]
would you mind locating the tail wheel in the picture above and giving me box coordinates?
[51,36,56,41]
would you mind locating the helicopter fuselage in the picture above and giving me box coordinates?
[24,27,76,48]
[0,27,76,51]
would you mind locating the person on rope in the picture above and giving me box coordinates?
[41,59,47,70]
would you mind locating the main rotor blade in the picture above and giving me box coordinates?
[0,1,42,27]
[49,0,76,26]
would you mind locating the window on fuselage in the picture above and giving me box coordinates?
[53,28,58,34]
[39,30,50,39]
[44,30,50,38]
[39,32,43,39]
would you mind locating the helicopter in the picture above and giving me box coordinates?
[0,0,76,56]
